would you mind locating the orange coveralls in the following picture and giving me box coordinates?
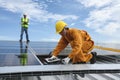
[52,28,94,63]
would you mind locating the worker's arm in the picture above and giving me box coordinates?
[82,30,91,41]
[52,37,69,57]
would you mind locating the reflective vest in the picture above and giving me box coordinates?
[21,18,29,28]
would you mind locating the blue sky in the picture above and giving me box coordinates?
[0,0,120,43]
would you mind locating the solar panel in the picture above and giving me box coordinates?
[0,41,40,66]
[0,41,120,80]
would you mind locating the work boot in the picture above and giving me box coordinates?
[27,40,30,42]
[19,39,22,42]
[90,52,97,64]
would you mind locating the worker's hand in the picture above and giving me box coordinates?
[47,55,58,62]
[62,57,70,64]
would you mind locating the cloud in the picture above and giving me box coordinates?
[69,23,75,26]
[96,22,120,35]
[0,0,78,22]
[46,0,54,3]
[76,0,120,37]
[77,0,112,8]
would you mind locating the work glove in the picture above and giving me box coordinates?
[62,57,70,64]
[47,55,58,62]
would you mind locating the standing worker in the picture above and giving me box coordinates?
[19,14,30,42]
[47,20,96,64]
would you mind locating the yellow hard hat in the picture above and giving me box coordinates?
[55,20,67,33]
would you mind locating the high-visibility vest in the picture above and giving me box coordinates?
[21,18,29,28]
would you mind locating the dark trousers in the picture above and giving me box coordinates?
[20,27,29,41]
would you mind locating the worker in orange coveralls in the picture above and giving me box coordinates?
[48,20,96,64]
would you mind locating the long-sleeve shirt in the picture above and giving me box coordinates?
[53,28,93,59]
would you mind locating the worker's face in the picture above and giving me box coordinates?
[24,15,27,18]
[59,28,66,36]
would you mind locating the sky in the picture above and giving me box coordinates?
[0,0,120,43]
